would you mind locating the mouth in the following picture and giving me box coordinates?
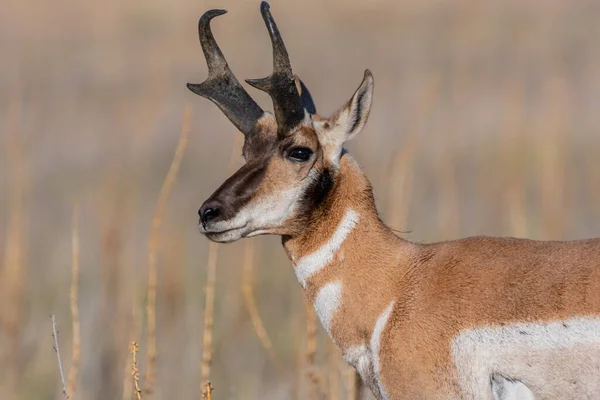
[199,223,249,243]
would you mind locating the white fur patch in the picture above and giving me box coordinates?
[204,170,320,241]
[294,208,360,287]
[314,280,343,338]
[491,374,535,400]
[452,317,600,399]
[344,344,372,383]
[371,301,395,400]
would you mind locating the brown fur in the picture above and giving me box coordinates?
[283,155,600,399]
[193,19,600,393]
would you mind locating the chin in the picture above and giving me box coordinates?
[200,224,250,243]
[204,231,242,243]
[202,225,279,243]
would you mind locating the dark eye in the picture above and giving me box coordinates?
[287,147,313,162]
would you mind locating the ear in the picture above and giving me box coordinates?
[294,76,317,115]
[318,70,374,146]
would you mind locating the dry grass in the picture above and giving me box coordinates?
[304,299,319,399]
[200,133,244,393]
[0,95,27,394]
[131,341,143,400]
[144,105,192,394]
[66,204,80,398]
[241,240,280,369]
[2,0,600,398]
[327,341,341,400]
[202,382,214,399]
[51,315,69,400]
[200,241,218,387]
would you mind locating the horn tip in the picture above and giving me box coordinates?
[260,1,270,12]
[187,82,207,97]
[245,77,270,91]
[199,9,228,25]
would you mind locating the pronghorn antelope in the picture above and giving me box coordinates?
[187,3,600,399]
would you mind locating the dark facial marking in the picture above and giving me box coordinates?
[203,160,267,222]
[243,132,277,160]
[299,168,334,215]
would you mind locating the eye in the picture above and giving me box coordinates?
[287,147,313,162]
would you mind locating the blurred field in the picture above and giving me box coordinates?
[1,0,600,399]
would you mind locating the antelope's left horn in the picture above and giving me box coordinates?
[187,9,265,136]
[246,1,305,136]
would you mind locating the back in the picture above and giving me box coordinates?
[403,236,600,399]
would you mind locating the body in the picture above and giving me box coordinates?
[186,3,600,398]
[285,154,600,399]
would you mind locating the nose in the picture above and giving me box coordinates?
[199,200,222,227]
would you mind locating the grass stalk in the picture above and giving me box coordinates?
[51,315,69,400]
[67,203,81,398]
[241,240,280,369]
[200,133,244,395]
[304,298,319,399]
[131,341,143,400]
[200,241,218,386]
[145,105,192,394]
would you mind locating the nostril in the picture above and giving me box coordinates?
[199,202,221,227]
[203,207,220,222]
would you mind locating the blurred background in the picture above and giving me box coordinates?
[2,0,600,398]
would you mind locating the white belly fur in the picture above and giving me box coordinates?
[451,317,600,399]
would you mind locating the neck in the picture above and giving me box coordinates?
[282,154,415,354]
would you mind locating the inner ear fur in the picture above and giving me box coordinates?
[324,69,374,146]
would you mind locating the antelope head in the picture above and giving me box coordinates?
[189,2,374,243]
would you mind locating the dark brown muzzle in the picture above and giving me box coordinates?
[198,161,267,231]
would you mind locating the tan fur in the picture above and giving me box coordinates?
[196,35,600,396]
[283,155,600,399]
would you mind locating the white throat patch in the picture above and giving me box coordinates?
[314,280,343,338]
[371,301,394,400]
[293,208,360,287]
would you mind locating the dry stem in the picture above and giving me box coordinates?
[386,136,418,232]
[1,94,28,391]
[131,341,143,400]
[345,366,362,400]
[327,340,340,400]
[67,204,80,398]
[51,315,69,400]
[304,298,319,399]
[241,240,280,369]
[200,133,244,394]
[200,242,218,386]
[145,105,192,393]
[201,382,213,400]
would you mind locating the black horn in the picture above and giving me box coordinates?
[187,9,265,136]
[246,2,305,136]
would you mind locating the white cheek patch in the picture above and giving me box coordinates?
[314,280,343,339]
[242,186,302,230]
[294,208,360,287]
[210,173,317,236]
[370,301,395,400]
[452,317,600,399]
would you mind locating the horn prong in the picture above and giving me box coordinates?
[247,1,305,136]
[245,78,271,92]
[187,9,264,136]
